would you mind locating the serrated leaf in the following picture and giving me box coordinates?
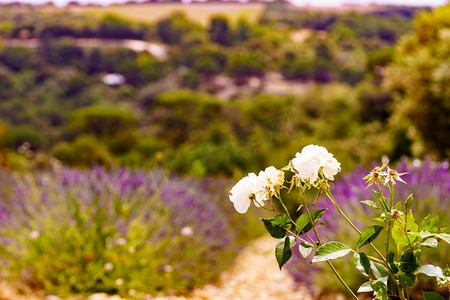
[261,214,291,238]
[361,200,381,209]
[421,238,438,248]
[416,265,444,279]
[357,225,384,249]
[436,233,450,244]
[295,209,327,234]
[275,236,296,269]
[354,252,371,276]
[298,242,313,259]
[422,291,445,300]
[392,209,419,248]
[387,251,399,274]
[399,272,416,287]
[419,215,440,233]
[399,249,420,274]
[312,241,352,263]
[357,281,373,293]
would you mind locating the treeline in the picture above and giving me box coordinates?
[0,4,448,175]
[0,9,152,39]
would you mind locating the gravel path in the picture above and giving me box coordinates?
[174,236,314,300]
[0,236,314,300]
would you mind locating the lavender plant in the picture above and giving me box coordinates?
[0,166,260,298]
[230,145,450,300]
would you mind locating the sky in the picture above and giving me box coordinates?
[0,0,446,6]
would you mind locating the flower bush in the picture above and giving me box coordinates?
[286,158,450,297]
[0,167,261,298]
[230,145,450,300]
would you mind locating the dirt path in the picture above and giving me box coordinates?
[0,236,314,300]
[176,236,313,300]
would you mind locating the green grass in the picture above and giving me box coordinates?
[68,3,264,26]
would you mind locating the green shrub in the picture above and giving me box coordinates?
[69,107,137,138]
[5,125,44,150]
[52,135,114,168]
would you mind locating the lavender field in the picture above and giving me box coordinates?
[0,166,262,298]
[0,157,448,299]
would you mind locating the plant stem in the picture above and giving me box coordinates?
[304,193,358,300]
[325,191,386,261]
[386,183,394,258]
[327,261,359,300]
[285,228,309,245]
[325,190,407,299]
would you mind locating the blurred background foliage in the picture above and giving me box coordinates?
[0,3,447,176]
[0,2,449,298]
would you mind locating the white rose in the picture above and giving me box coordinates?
[229,173,265,213]
[291,144,340,183]
[291,151,321,184]
[321,152,341,180]
[258,166,285,194]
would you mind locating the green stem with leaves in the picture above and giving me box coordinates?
[325,191,386,261]
[303,193,359,300]
[325,190,406,300]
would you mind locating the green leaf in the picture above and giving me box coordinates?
[438,226,450,234]
[361,200,381,209]
[357,225,384,249]
[318,221,328,228]
[399,272,416,287]
[420,230,435,239]
[419,215,439,233]
[422,291,445,300]
[261,214,291,238]
[371,277,389,300]
[405,194,413,211]
[399,249,420,274]
[416,264,444,279]
[392,209,419,248]
[371,262,389,279]
[354,252,371,276]
[298,242,313,259]
[387,276,397,295]
[436,233,450,244]
[421,238,438,248]
[312,241,352,263]
[387,251,399,274]
[357,281,373,293]
[295,209,327,234]
[275,236,296,269]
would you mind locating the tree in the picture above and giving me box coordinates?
[156,12,191,45]
[209,15,231,46]
[385,5,450,158]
